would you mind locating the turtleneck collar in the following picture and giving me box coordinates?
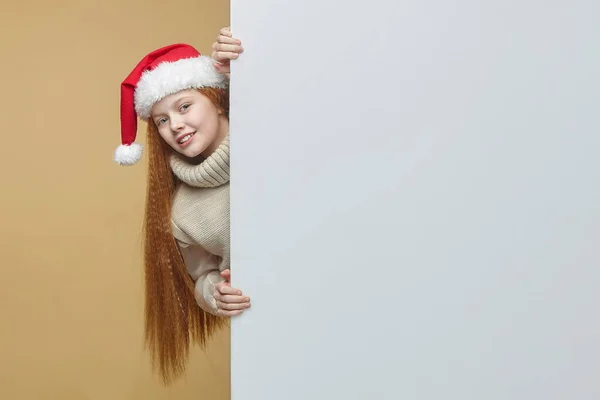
[170,135,230,188]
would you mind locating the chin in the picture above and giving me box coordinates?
[181,144,207,158]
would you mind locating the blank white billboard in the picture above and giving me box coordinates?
[230,1,600,399]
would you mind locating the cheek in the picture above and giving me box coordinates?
[191,113,210,128]
[191,108,219,129]
[157,127,174,143]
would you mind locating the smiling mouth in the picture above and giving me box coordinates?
[178,132,195,145]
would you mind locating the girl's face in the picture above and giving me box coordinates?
[150,89,225,159]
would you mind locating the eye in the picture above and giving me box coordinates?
[156,117,168,126]
[180,103,191,112]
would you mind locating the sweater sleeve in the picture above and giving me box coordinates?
[177,240,225,316]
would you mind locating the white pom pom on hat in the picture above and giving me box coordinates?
[115,43,228,166]
[114,143,143,166]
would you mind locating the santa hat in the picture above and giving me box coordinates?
[114,43,228,166]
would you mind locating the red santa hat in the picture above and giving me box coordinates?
[115,43,228,166]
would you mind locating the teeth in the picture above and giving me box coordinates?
[179,134,193,144]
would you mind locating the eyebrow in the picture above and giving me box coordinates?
[175,96,194,105]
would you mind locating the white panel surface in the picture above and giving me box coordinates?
[229,1,600,399]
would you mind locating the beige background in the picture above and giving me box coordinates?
[0,1,230,399]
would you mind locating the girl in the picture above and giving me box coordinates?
[114,27,246,384]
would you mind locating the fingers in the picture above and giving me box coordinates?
[211,49,242,62]
[220,269,231,281]
[214,283,248,303]
[216,33,241,46]
[211,27,243,66]
[215,293,249,304]
[214,280,251,316]
[217,27,241,42]
[215,282,238,296]
[212,43,244,54]
[219,26,232,37]
[216,300,251,311]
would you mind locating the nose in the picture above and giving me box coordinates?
[170,117,185,132]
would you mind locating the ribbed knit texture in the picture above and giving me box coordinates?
[170,136,230,269]
[170,136,230,188]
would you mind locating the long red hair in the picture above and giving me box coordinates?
[142,87,230,385]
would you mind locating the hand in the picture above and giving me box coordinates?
[211,27,244,79]
[214,269,251,317]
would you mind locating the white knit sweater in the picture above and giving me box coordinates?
[169,136,230,316]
